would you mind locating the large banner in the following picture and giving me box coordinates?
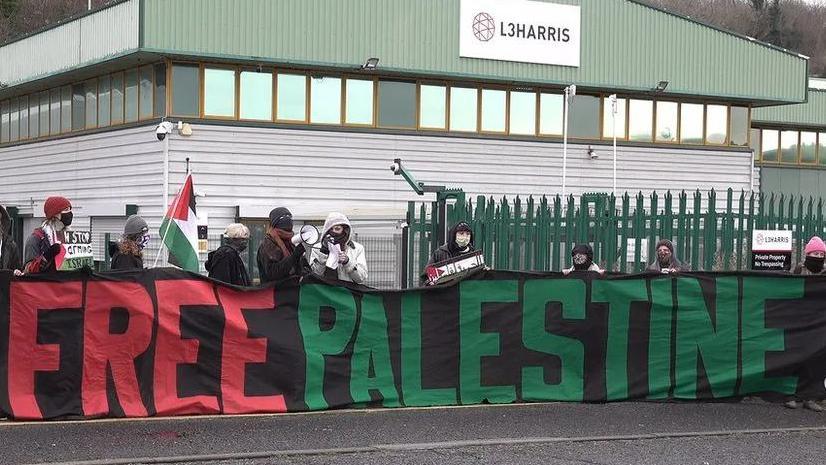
[1,269,825,420]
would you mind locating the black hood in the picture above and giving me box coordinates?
[0,205,11,239]
[447,221,474,255]
[206,244,237,272]
[571,243,594,261]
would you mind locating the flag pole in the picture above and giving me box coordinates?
[153,173,188,268]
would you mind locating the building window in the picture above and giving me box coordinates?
[749,128,761,161]
[240,70,273,121]
[204,67,236,118]
[602,96,627,139]
[378,80,416,128]
[539,93,563,136]
[780,130,798,163]
[820,133,826,166]
[480,89,506,133]
[154,64,167,118]
[111,72,124,124]
[449,87,478,132]
[568,94,599,139]
[98,75,111,127]
[124,69,139,123]
[345,78,374,125]
[509,91,536,135]
[628,99,653,142]
[28,96,38,139]
[705,104,727,145]
[277,73,306,121]
[139,65,154,120]
[71,84,85,131]
[19,96,28,140]
[655,101,678,142]
[85,79,97,129]
[679,103,703,144]
[761,129,779,162]
[0,100,8,143]
[310,76,341,124]
[800,131,817,164]
[61,86,72,132]
[419,84,446,129]
[39,91,49,137]
[729,106,749,146]
[50,88,61,135]
[171,64,200,117]
[9,98,18,142]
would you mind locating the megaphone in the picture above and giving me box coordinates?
[291,224,320,247]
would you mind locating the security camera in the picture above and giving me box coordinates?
[587,147,598,159]
[390,158,402,175]
[156,121,174,141]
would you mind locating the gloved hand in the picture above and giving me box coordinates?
[44,243,62,261]
[320,235,333,255]
[291,242,305,255]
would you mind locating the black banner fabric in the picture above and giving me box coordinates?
[1,269,825,420]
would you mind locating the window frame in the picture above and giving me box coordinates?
[202,64,239,120]
[342,75,376,128]
[238,67,275,122]
[417,80,449,132]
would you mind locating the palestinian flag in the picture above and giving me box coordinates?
[160,173,199,272]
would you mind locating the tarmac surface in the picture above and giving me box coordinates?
[3,400,826,465]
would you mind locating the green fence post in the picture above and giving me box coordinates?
[513,195,522,270]
[692,190,701,271]
[648,191,659,268]
[737,191,745,270]
[620,193,629,273]
[525,196,535,270]
[677,191,687,263]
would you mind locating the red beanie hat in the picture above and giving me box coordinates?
[44,196,71,219]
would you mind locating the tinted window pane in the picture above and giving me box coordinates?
[539,93,563,135]
[154,64,167,117]
[378,80,415,128]
[85,79,97,129]
[277,74,306,121]
[9,98,18,142]
[801,131,817,164]
[28,96,38,139]
[171,65,200,116]
[98,75,111,127]
[50,88,61,134]
[602,96,627,139]
[761,129,779,162]
[509,91,535,135]
[821,133,826,166]
[449,87,477,132]
[125,69,138,123]
[729,106,748,146]
[568,94,599,139]
[780,130,798,163]
[310,76,341,124]
[204,68,235,117]
[680,103,703,144]
[61,86,72,132]
[39,92,50,137]
[139,65,153,119]
[480,89,506,132]
[0,100,8,143]
[345,78,373,125]
[419,84,446,129]
[705,104,727,145]
[111,72,124,124]
[655,101,678,142]
[240,71,273,120]
[628,99,653,142]
[749,128,761,161]
[18,97,28,140]
[72,84,85,131]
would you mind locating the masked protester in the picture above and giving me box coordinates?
[257,207,307,283]
[23,196,73,274]
[646,239,689,274]
[793,236,826,276]
[0,205,22,274]
[206,223,251,286]
[309,212,368,283]
[427,222,475,265]
[110,215,149,270]
[563,243,604,275]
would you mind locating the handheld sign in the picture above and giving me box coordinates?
[751,230,792,271]
[424,250,485,285]
[58,230,94,271]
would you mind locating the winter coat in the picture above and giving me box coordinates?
[426,222,475,266]
[308,213,368,284]
[0,206,21,271]
[257,232,307,283]
[23,225,64,274]
[109,240,144,271]
[207,244,251,286]
[646,239,690,273]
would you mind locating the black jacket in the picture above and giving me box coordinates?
[257,233,306,284]
[109,241,144,271]
[207,244,251,286]
[426,222,475,266]
[0,206,21,271]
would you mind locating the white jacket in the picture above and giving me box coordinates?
[308,212,369,284]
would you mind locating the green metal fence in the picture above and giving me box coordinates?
[404,189,826,287]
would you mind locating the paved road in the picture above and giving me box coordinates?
[3,400,826,465]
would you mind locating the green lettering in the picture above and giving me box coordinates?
[522,279,586,401]
[648,277,673,399]
[350,294,400,406]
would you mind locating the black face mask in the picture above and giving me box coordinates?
[804,256,825,273]
[60,212,73,227]
[232,238,249,253]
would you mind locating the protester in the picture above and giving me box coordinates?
[563,243,604,275]
[646,239,689,273]
[23,196,73,274]
[426,221,475,266]
[792,236,826,275]
[205,223,251,286]
[0,205,22,274]
[257,207,307,283]
[309,212,367,283]
[109,215,149,271]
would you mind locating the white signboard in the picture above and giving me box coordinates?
[58,230,94,271]
[751,230,792,252]
[459,0,581,67]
